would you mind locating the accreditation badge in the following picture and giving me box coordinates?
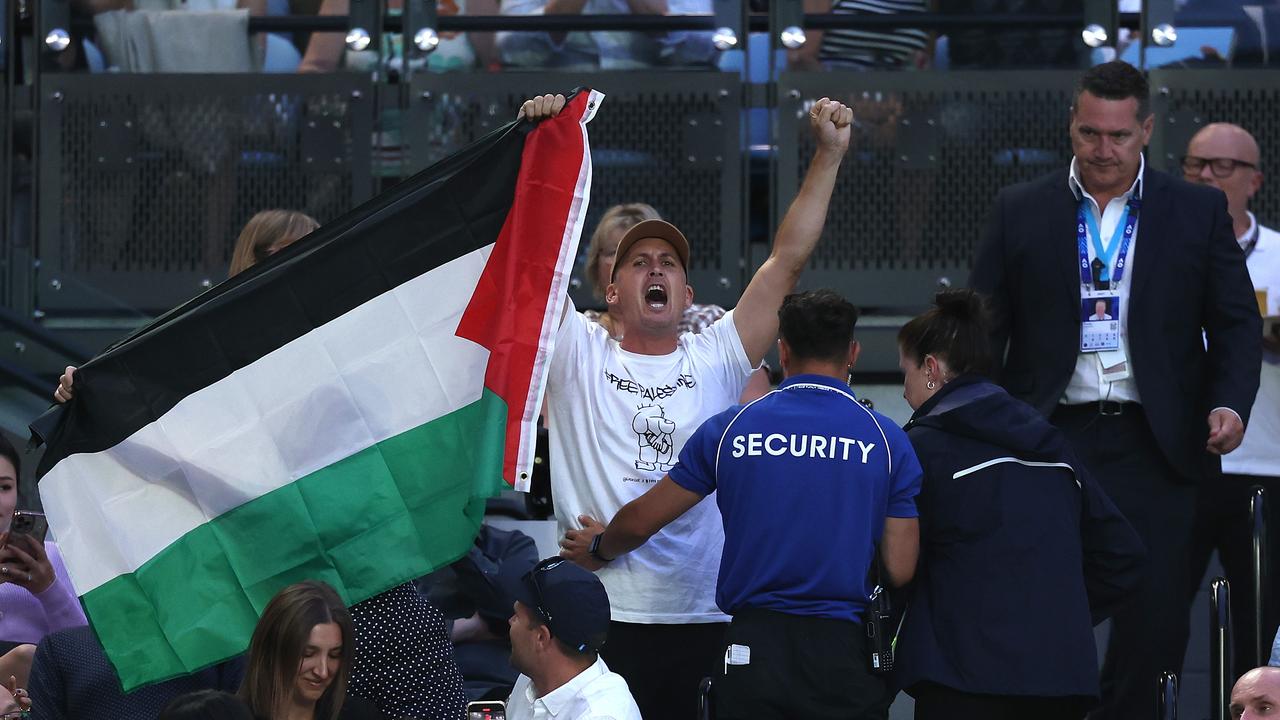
[1080,292,1120,352]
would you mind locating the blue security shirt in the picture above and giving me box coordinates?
[669,374,922,623]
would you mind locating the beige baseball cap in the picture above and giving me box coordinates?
[609,219,691,282]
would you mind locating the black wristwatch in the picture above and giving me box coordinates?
[588,533,613,563]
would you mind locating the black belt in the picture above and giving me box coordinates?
[1057,400,1140,417]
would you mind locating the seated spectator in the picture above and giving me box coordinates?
[1178,0,1280,67]
[1230,666,1280,718]
[28,625,244,720]
[87,0,260,72]
[297,0,501,74]
[894,289,1145,719]
[159,690,254,720]
[55,208,319,403]
[229,209,320,276]
[789,0,933,71]
[581,203,772,400]
[498,0,716,70]
[415,525,540,701]
[940,0,1085,69]
[503,558,640,719]
[239,580,379,720]
[347,583,469,718]
[0,436,87,691]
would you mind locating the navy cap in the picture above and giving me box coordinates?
[507,557,611,654]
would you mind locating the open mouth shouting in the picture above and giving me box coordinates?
[645,283,669,310]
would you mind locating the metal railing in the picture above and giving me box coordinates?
[1158,671,1179,720]
[5,1,1280,379]
[1210,577,1233,720]
[1250,486,1269,668]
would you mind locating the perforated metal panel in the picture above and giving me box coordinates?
[1149,69,1280,228]
[36,74,373,314]
[776,71,1079,306]
[405,72,745,309]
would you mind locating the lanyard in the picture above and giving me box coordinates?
[1241,225,1259,260]
[1077,192,1141,290]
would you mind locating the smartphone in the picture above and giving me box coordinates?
[466,701,506,720]
[8,511,49,544]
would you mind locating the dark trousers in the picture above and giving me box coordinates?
[714,609,889,720]
[912,682,1090,720]
[1052,404,1198,720]
[1187,472,1280,676]
[600,620,726,720]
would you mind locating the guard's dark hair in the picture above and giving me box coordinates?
[0,434,19,478]
[898,289,993,377]
[160,690,254,720]
[778,290,860,364]
[1073,61,1150,119]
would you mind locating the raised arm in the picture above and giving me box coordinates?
[733,98,853,366]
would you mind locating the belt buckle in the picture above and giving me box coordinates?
[1098,400,1123,416]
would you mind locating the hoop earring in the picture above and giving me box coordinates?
[926,380,937,390]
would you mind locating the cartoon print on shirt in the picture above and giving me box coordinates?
[632,404,677,471]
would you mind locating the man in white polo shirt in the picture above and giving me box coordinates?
[504,558,641,720]
[1183,122,1280,676]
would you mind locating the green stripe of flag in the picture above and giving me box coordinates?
[83,389,509,690]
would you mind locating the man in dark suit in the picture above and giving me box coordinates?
[970,61,1262,720]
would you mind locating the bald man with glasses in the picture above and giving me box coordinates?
[1183,122,1280,680]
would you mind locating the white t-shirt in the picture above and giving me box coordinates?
[545,303,754,623]
[1223,216,1280,477]
[506,657,642,720]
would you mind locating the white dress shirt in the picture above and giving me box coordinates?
[1222,212,1280,477]
[1062,154,1144,405]
[506,657,643,720]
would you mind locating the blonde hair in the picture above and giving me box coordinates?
[239,581,352,720]
[585,203,661,299]
[228,210,320,278]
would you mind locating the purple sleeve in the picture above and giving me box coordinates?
[37,542,88,632]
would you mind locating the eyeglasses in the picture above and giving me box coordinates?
[525,557,565,632]
[1181,155,1256,178]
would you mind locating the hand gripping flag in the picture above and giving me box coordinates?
[29,90,603,690]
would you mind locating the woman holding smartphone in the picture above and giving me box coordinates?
[0,434,88,691]
[892,290,1146,720]
[239,580,380,720]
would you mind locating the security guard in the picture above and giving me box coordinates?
[561,289,923,720]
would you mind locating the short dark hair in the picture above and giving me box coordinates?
[778,290,860,365]
[1074,61,1150,120]
[898,289,993,377]
[160,690,254,720]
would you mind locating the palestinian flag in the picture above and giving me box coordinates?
[29,90,602,690]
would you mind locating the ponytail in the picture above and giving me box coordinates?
[898,289,993,377]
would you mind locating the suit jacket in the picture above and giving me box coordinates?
[897,375,1144,699]
[970,164,1262,482]
[28,626,243,720]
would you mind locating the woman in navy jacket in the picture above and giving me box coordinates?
[893,289,1146,720]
